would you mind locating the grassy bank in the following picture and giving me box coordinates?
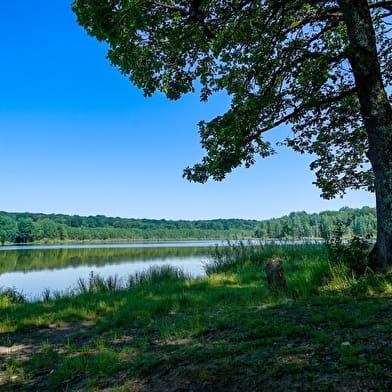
[1,244,392,391]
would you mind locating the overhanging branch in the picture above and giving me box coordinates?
[248,88,357,142]
[152,1,187,15]
[368,1,392,11]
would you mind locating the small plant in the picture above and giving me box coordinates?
[42,288,51,302]
[0,287,26,305]
[4,357,25,383]
[340,344,368,367]
[29,344,60,375]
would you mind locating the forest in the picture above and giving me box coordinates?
[0,207,376,244]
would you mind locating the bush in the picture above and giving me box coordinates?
[324,221,372,275]
[0,287,26,305]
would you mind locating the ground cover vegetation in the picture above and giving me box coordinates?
[72,0,392,270]
[0,207,376,244]
[1,243,392,391]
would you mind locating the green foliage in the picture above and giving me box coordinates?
[255,206,377,240]
[324,221,372,275]
[2,358,25,384]
[36,219,59,240]
[72,1,392,198]
[323,265,392,296]
[0,207,377,245]
[0,214,17,245]
[205,241,265,274]
[205,242,329,298]
[3,244,392,390]
[16,218,35,243]
[48,351,124,390]
[0,210,263,244]
[77,272,123,293]
[127,264,191,288]
[75,265,190,295]
[340,344,368,367]
[4,295,392,391]
[0,287,26,306]
[28,345,60,376]
[0,244,329,334]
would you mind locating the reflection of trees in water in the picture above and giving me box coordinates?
[0,246,213,273]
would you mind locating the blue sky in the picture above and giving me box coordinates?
[0,1,375,220]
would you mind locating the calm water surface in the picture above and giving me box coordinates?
[0,241,224,300]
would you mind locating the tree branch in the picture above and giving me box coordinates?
[368,1,392,11]
[249,88,357,141]
[152,1,187,15]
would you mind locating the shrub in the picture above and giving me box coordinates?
[0,287,26,304]
[324,221,372,275]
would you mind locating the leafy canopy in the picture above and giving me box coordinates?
[73,0,392,198]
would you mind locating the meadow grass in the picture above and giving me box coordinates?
[1,243,392,391]
[206,242,329,297]
[0,244,328,331]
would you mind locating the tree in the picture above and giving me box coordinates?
[0,214,17,245]
[16,218,35,243]
[73,0,392,270]
[37,218,59,240]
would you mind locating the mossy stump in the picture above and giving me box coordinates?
[265,258,287,291]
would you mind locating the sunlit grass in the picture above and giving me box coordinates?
[1,243,391,336]
[0,244,327,334]
[2,243,392,391]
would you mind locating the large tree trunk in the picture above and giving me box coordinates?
[338,0,392,271]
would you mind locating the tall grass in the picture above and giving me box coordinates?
[2,242,392,339]
[0,287,26,306]
[76,265,191,294]
[127,264,191,287]
[204,241,264,274]
[77,272,123,293]
[4,241,383,309]
[205,242,329,297]
[205,241,328,274]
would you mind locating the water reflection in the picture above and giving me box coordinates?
[0,256,207,301]
[0,240,224,251]
[0,244,215,274]
[0,243,215,300]
[0,240,319,299]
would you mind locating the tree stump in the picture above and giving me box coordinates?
[265,258,287,291]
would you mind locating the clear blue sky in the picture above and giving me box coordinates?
[0,1,375,220]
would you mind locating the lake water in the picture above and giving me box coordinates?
[0,241,224,301]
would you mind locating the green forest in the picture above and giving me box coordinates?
[0,207,376,244]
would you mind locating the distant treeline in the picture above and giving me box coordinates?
[0,207,376,244]
[255,206,376,239]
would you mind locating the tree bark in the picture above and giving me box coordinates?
[265,258,287,291]
[338,0,392,271]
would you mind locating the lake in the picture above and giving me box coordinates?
[0,241,224,301]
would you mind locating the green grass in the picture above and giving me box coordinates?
[1,243,392,391]
[206,242,329,297]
